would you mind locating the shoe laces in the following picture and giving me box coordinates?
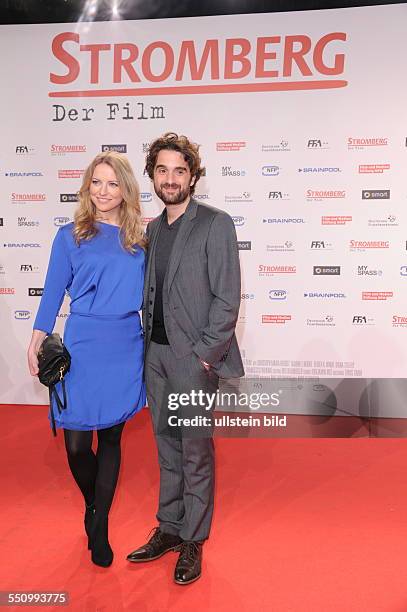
[179,541,200,562]
[146,526,164,548]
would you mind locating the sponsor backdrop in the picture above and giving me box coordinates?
[1,5,407,415]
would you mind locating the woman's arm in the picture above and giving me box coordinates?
[27,329,47,376]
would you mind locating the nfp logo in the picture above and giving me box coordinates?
[54,217,71,226]
[262,166,279,176]
[140,192,152,202]
[14,310,31,320]
[232,216,245,227]
[400,266,407,276]
[269,290,287,300]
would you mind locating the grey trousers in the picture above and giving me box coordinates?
[145,341,219,542]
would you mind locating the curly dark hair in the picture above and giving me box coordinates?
[145,132,205,196]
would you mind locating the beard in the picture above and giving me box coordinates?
[154,182,190,206]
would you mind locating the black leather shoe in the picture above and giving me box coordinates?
[126,527,182,562]
[174,541,202,585]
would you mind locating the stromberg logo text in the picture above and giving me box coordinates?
[348,138,388,149]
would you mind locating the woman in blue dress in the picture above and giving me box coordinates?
[27,151,146,568]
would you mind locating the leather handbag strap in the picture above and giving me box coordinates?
[49,380,68,437]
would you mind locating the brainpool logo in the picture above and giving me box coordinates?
[262,166,279,176]
[304,292,346,299]
[4,242,41,248]
[263,218,305,224]
[14,310,31,320]
[60,193,78,202]
[140,192,152,202]
[194,194,210,200]
[54,217,71,226]
[232,216,245,227]
[269,290,287,300]
[101,144,127,153]
[298,167,340,173]
[5,171,43,178]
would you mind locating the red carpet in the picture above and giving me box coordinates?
[1,404,407,611]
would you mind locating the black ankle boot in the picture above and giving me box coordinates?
[84,503,95,550]
[90,513,113,568]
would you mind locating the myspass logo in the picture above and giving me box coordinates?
[49,32,348,97]
[222,166,245,177]
[262,166,279,176]
[14,310,31,320]
[101,144,127,153]
[18,217,40,228]
[269,289,287,300]
[358,265,382,276]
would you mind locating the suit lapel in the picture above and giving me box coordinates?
[144,214,164,302]
[166,198,198,291]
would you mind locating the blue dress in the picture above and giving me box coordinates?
[34,222,146,430]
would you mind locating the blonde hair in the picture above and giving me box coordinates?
[73,151,146,252]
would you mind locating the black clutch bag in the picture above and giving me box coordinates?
[38,333,71,436]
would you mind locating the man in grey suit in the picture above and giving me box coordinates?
[127,132,244,584]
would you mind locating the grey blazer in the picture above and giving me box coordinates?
[143,198,244,379]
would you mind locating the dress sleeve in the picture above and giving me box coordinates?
[33,228,73,334]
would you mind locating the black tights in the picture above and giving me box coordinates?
[64,423,125,514]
